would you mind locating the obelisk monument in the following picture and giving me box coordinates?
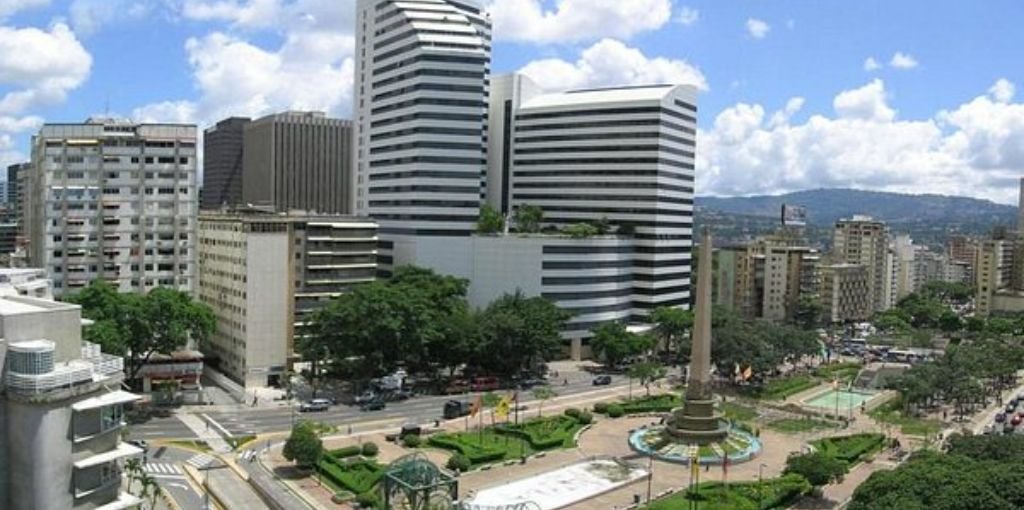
[666,227,728,442]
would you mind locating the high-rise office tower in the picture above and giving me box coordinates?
[6,162,28,225]
[353,0,492,237]
[26,118,197,296]
[201,117,249,210]
[506,82,698,312]
[832,215,889,312]
[242,111,352,214]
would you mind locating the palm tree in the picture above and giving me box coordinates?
[140,473,159,509]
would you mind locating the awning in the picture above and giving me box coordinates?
[72,390,140,412]
[94,493,143,510]
[73,443,143,469]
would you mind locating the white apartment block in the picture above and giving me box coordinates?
[0,268,52,299]
[0,295,140,510]
[833,215,889,312]
[198,211,378,388]
[26,118,197,296]
[353,0,491,237]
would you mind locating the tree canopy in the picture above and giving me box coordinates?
[283,421,323,467]
[67,281,215,382]
[477,203,505,234]
[589,322,652,368]
[513,204,543,233]
[711,306,820,378]
[784,451,847,487]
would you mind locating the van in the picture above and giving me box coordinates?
[443,400,472,419]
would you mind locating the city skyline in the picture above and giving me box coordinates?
[0,1,1022,203]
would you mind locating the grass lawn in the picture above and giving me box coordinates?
[721,401,758,421]
[814,362,864,383]
[811,433,885,465]
[743,375,820,401]
[641,475,812,510]
[620,394,682,414]
[766,417,836,434]
[166,439,212,453]
[226,434,257,450]
[869,398,943,437]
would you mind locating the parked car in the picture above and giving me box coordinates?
[361,399,386,412]
[1006,404,1016,413]
[443,400,472,419]
[1011,415,1021,426]
[300,399,331,412]
[592,375,612,386]
[996,412,1007,423]
[518,377,546,390]
[470,376,501,392]
[354,391,378,405]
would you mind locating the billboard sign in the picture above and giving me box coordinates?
[781,204,808,227]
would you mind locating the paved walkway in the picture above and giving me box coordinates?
[177,412,233,453]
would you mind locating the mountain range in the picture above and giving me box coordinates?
[695,188,1019,248]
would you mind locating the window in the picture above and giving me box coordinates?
[100,404,123,432]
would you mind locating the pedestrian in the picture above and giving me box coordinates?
[347,424,353,435]
[563,378,568,386]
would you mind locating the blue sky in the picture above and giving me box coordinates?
[2,0,1024,203]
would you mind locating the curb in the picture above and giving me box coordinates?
[182,464,226,510]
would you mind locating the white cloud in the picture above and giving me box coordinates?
[863,57,881,72]
[768,97,805,128]
[181,0,354,33]
[70,0,154,35]
[833,79,895,122]
[486,0,672,43]
[0,0,50,19]
[675,6,699,26]
[132,30,354,126]
[0,23,92,115]
[0,115,44,133]
[989,78,1016,104]
[889,52,918,69]
[745,18,770,39]
[518,38,707,93]
[699,79,1024,204]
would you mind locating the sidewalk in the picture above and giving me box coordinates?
[177,412,233,453]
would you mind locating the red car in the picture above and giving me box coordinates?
[470,376,501,392]
[1012,415,1022,426]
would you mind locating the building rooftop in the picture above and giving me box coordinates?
[520,83,698,110]
[0,295,74,315]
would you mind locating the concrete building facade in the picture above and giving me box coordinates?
[201,117,249,210]
[0,295,140,510]
[716,235,820,322]
[198,211,377,387]
[6,162,28,225]
[25,118,197,296]
[819,263,872,323]
[242,112,352,214]
[832,215,890,312]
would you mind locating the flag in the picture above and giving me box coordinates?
[495,394,512,420]
[742,365,753,381]
[470,394,483,417]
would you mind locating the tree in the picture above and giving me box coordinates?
[628,361,667,396]
[590,322,649,369]
[532,386,557,417]
[784,451,847,488]
[283,421,324,468]
[513,204,543,233]
[650,306,693,360]
[477,203,505,234]
[793,295,823,330]
[938,311,963,332]
[475,291,570,378]
[67,281,215,383]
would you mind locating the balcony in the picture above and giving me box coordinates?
[5,342,124,395]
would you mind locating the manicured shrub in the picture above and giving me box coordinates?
[355,492,379,509]
[607,404,625,418]
[360,442,378,457]
[330,445,361,458]
[577,411,593,425]
[402,434,422,448]
[564,407,581,419]
[593,402,609,414]
[447,454,471,472]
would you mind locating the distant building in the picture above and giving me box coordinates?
[0,294,140,510]
[241,112,352,214]
[0,222,15,255]
[5,162,28,226]
[197,210,377,387]
[201,117,249,210]
[819,263,872,323]
[715,234,820,322]
[832,215,890,312]
[26,118,197,296]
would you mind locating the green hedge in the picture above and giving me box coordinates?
[812,433,885,465]
[329,446,362,458]
[495,416,581,450]
[426,434,507,465]
[620,394,682,414]
[317,457,385,495]
[643,474,811,510]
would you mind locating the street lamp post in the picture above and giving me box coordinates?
[758,463,767,510]
[646,453,654,502]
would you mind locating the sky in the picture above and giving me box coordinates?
[2,0,1024,203]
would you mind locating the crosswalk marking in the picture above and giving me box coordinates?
[144,463,182,476]
[186,453,216,470]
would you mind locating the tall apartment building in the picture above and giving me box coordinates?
[25,118,197,296]
[201,117,249,210]
[353,0,492,237]
[198,210,377,387]
[242,112,352,214]
[0,294,140,510]
[6,162,28,226]
[832,215,889,312]
[819,263,871,323]
[716,235,820,322]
